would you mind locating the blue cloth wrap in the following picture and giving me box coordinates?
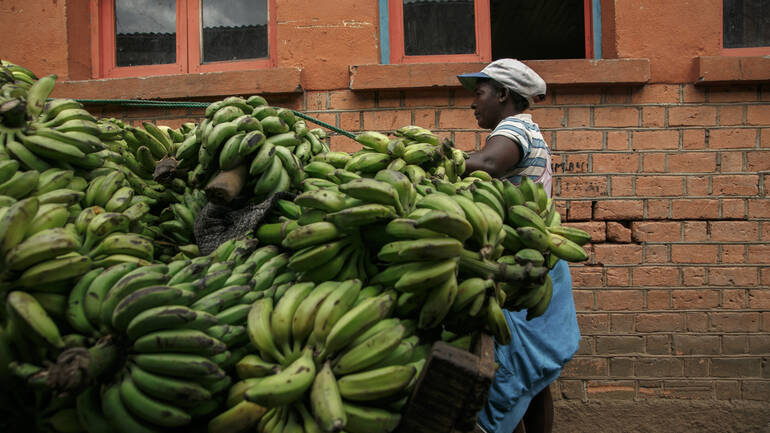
[477,259,580,432]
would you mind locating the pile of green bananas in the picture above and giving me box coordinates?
[0,60,592,433]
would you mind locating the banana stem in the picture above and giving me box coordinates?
[45,336,119,395]
[458,249,528,283]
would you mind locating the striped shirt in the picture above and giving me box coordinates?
[487,113,552,197]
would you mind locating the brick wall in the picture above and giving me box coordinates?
[87,81,770,405]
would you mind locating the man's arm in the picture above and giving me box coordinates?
[464,135,522,178]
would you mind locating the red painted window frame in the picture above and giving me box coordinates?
[720,0,770,56]
[91,0,276,78]
[387,0,594,64]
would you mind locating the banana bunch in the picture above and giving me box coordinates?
[220,280,421,433]
[156,188,207,246]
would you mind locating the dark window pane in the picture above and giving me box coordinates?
[403,0,476,56]
[201,0,268,63]
[114,0,176,67]
[724,0,770,48]
[490,0,585,60]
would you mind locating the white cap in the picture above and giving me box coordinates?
[457,58,547,105]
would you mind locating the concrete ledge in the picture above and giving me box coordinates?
[697,56,770,85]
[52,68,303,100]
[349,59,651,90]
[554,400,770,433]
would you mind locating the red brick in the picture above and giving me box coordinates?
[683,221,708,241]
[606,222,631,242]
[723,335,748,354]
[553,89,602,105]
[642,106,666,127]
[592,153,639,173]
[410,108,434,130]
[763,312,770,332]
[567,107,591,127]
[749,290,770,309]
[339,111,359,130]
[668,152,717,173]
[573,290,595,311]
[671,199,719,219]
[723,289,747,309]
[610,176,634,197]
[362,109,411,131]
[631,221,680,242]
[686,312,709,332]
[594,107,639,127]
[633,267,679,287]
[710,86,758,103]
[329,90,375,109]
[596,336,643,354]
[606,268,630,287]
[646,335,672,355]
[762,128,770,147]
[595,200,644,220]
[554,130,604,151]
[636,358,683,377]
[742,381,770,401]
[594,244,642,265]
[711,358,761,377]
[632,130,679,150]
[571,266,603,288]
[747,243,770,264]
[641,153,666,173]
[532,108,565,129]
[709,267,758,286]
[377,90,401,108]
[595,290,643,311]
[610,313,635,332]
[709,313,760,332]
[762,268,770,286]
[719,151,744,172]
[645,199,670,219]
[683,129,707,149]
[560,176,609,198]
[561,154,590,174]
[452,131,478,152]
[709,221,759,242]
[310,112,338,130]
[577,313,609,333]
[687,175,711,195]
[609,358,635,376]
[604,88,630,104]
[453,91,474,108]
[749,335,770,353]
[566,200,593,221]
[747,105,770,125]
[718,105,745,126]
[437,108,475,129]
[636,313,682,332]
[669,106,717,127]
[586,380,636,400]
[671,244,718,264]
[746,151,770,171]
[329,135,362,153]
[671,289,720,309]
[606,131,629,150]
[662,380,714,399]
[305,91,328,110]
[647,289,670,309]
[721,244,746,264]
[673,335,721,355]
[682,266,707,286]
[683,362,707,384]
[403,89,450,107]
[721,198,746,219]
[562,357,608,377]
[645,244,668,264]
[636,176,684,196]
[567,222,605,243]
[558,380,586,400]
[631,84,680,104]
[638,380,664,399]
[710,128,757,149]
[716,380,741,400]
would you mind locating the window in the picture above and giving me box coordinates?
[386,0,594,64]
[722,0,770,55]
[93,0,276,78]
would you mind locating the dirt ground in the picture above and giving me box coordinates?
[553,400,770,433]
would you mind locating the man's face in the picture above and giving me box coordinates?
[471,81,502,130]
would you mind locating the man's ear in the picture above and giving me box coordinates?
[498,87,509,103]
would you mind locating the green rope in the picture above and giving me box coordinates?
[75,98,357,139]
